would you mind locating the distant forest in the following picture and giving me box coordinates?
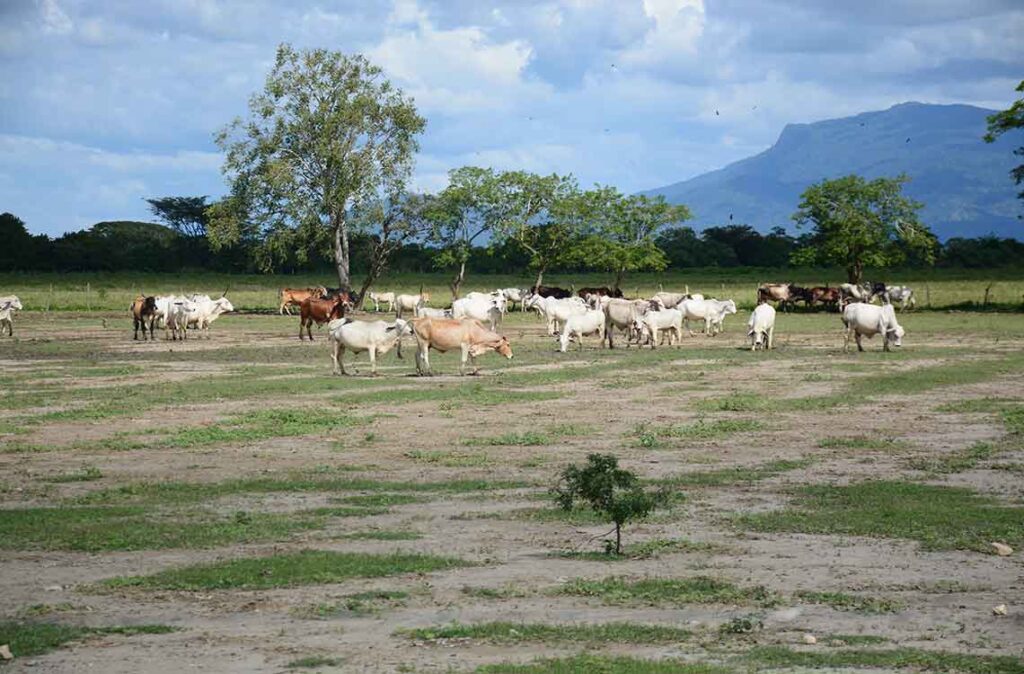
[2,212,1022,275]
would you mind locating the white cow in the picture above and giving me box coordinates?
[500,287,528,311]
[163,296,194,341]
[185,296,234,337]
[368,291,395,313]
[527,295,587,336]
[0,296,22,337]
[842,302,905,352]
[466,291,508,315]
[602,298,647,348]
[327,317,411,375]
[678,298,736,336]
[885,285,916,312]
[395,292,430,318]
[414,306,452,319]
[640,308,683,348]
[651,291,702,310]
[452,297,503,331]
[558,309,606,352]
[748,303,776,351]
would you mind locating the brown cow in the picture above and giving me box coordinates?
[408,317,513,375]
[130,295,158,341]
[299,295,348,341]
[757,283,801,312]
[279,286,327,315]
[531,284,572,299]
[808,286,841,311]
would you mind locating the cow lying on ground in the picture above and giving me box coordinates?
[279,286,326,315]
[328,317,411,375]
[299,295,348,341]
[0,296,22,337]
[842,302,905,352]
[748,302,776,351]
[559,308,605,352]
[130,295,158,340]
[409,317,513,375]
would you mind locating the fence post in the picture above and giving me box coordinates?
[983,282,993,309]
[925,282,931,309]
[47,284,53,312]
[86,282,91,312]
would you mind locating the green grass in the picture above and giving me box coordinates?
[329,493,426,507]
[339,385,563,408]
[654,459,812,488]
[555,576,776,607]
[744,646,1024,673]
[401,621,690,644]
[404,449,492,466]
[476,655,729,673]
[463,431,550,447]
[935,397,1022,413]
[551,538,724,561]
[295,590,412,619]
[740,480,1024,553]
[796,590,904,613]
[102,550,471,590]
[338,530,422,541]
[818,436,909,451]
[0,622,176,659]
[906,442,999,473]
[632,419,763,448]
[286,655,344,669]
[0,505,381,552]
[696,392,774,412]
[43,466,104,483]
[824,634,890,646]
[161,408,363,448]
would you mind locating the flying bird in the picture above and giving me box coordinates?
[905,137,911,143]
[715,109,720,116]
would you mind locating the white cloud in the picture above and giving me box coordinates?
[38,0,72,35]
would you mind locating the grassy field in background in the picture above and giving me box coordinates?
[1,267,1023,312]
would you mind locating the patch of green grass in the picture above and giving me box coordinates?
[339,384,563,408]
[743,646,1024,673]
[632,419,763,448]
[162,408,363,448]
[476,655,729,673]
[935,397,1021,413]
[103,550,472,590]
[824,634,890,646]
[461,585,532,599]
[43,465,103,483]
[696,392,772,412]
[817,436,908,451]
[329,494,426,507]
[655,459,811,488]
[404,449,492,466]
[555,576,776,607]
[740,480,1024,553]
[402,621,690,644]
[552,538,724,561]
[0,622,176,659]
[906,442,998,474]
[286,655,343,669]
[796,590,904,614]
[338,530,422,541]
[464,431,550,447]
[546,423,592,437]
[1003,405,1024,435]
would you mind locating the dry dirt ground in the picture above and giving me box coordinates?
[1,308,1023,673]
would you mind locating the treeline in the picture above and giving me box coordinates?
[2,211,1022,274]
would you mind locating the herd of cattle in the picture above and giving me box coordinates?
[0,280,912,375]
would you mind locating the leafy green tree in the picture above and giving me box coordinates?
[554,453,657,555]
[791,174,936,283]
[145,196,210,237]
[985,79,1024,209]
[573,189,691,290]
[0,213,50,271]
[214,43,425,289]
[350,192,433,306]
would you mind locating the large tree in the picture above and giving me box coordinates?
[985,79,1024,210]
[350,192,433,306]
[791,174,936,283]
[145,196,210,237]
[213,44,425,289]
[573,188,691,290]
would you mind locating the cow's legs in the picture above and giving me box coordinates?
[369,347,379,376]
[856,333,865,352]
[767,327,774,350]
[133,318,140,341]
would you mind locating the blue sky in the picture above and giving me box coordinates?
[1,0,1021,236]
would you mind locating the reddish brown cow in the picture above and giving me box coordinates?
[299,295,348,341]
[279,286,327,315]
[808,286,841,310]
[130,295,158,341]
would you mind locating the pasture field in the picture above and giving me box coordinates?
[1,302,1024,672]
[2,267,1024,312]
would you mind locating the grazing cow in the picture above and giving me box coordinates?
[409,317,513,375]
[395,292,430,318]
[602,298,646,349]
[0,296,22,337]
[885,285,916,312]
[789,285,813,306]
[558,308,606,352]
[185,296,234,337]
[842,302,905,352]
[678,297,737,336]
[577,286,623,301]
[639,308,683,348]
[327,317,411,376]
[531,284,572,299]
[130,295,158,341]
[279,286,326,315]
[808,286,841,311]
[651,291,697,310]
[526,295,587,335]
[466,291,508,315]
[367,291,396,313]
[299,295,347,341]
[499,287,528,311]
[452,296,503,331]
[748,303,776,351]
[414,306,453,319]
[757,283,801,311]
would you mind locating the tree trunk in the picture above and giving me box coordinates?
[533,266,546,292]
[613,267,625,292]
[333,216,351,291]
[846,260,863,285]
[614,522,622,555]
[450,260,466,300]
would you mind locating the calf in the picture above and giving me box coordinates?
[409,317,513,376]
[279,286,326,315]
[299,295,347,341]
[748,303,776,351]
[0,296,22,337]
[130,295,158,340]
[367,291,396,313]
[842,302,905,352]
[499,287,528,311]
[559,308,606,352]
[328,317,411,376]
[640,307,683,348]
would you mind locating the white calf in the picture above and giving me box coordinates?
[640,308,683,348]
[558,309,606,352]
[368,291,395,312]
